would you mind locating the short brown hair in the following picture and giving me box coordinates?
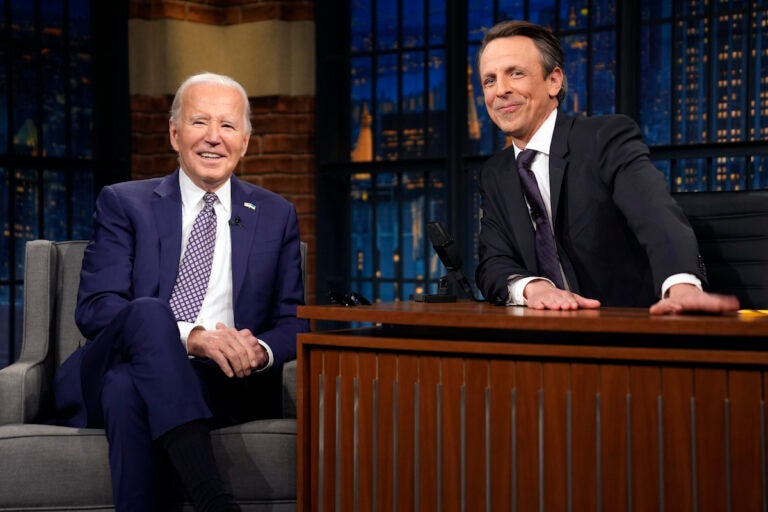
[476,20,568,105]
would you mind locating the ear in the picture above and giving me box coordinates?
[240,133,250,157]
[169,119,180,152]
[547,67,564,100]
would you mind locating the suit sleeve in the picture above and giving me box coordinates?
[249,203,309,369]
[475,151,535,304]
[75,186,137,340]
[595,115,705,291]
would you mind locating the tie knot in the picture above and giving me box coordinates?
[203,193,217,207]
[517,149,537,170]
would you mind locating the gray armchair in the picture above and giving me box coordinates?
[0,240,302,511]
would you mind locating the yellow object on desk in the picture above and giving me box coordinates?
[739,309,768,317]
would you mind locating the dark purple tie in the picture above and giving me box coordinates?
[516,149,565,289]
[169,192,218,322]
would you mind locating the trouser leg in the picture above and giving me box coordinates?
[80,297,217,509]
[80,297,211,438]
[101,363,170,512]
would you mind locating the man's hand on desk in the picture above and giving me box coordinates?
[523,279,601,310]
[649,283,740,316]
[187,323,267,378]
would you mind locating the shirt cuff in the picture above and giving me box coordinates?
[177,321,199,352]
[661,273,703,298]
[508,275,555,306]
[256,338,274,372]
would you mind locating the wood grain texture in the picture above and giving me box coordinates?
[297,303,768,511]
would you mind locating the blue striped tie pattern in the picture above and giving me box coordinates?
[516,149,565,289]
[169,192,218,322]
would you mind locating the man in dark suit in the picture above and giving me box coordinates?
[51,72,309,511]
[475,20,739,314]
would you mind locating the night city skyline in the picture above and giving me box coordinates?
[346,0,768,304]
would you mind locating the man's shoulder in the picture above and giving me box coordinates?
[569,112,638,131]
[482,143,516,170]
[104,175,167,195]
[233,176,293,208]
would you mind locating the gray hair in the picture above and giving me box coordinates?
[170,72,252,136]
[476,20,568,105]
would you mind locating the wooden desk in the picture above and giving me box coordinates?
[296,302,768,511]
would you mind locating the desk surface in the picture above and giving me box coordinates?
[297,302,768,512]
[298,301,768,337]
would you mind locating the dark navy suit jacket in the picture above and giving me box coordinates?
[54,170,309,427]
[476,111,706,307]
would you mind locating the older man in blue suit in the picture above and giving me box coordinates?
[52,72,309,511]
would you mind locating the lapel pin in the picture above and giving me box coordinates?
[243,202,256,210]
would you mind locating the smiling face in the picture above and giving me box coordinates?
[479,36,563,148]
[169,82,250,192]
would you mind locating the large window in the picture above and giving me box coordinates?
[640,0,768,190]
[0,0,129,368]
[315,0,768,305]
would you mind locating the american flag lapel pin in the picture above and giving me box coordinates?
[244,202,256,210]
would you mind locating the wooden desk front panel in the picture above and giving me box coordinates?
[300,334,766,512]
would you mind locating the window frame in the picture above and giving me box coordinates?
[314,0,768,306]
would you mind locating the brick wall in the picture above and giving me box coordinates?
[129,0,313,23]
[129,0,316,302]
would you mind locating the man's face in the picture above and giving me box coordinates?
[169,83,250,191]
[479,36,562,147]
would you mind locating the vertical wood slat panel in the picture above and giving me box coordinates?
[728,370,763,511]
[465,359,489,512]
[601,365,629,511]
[542,362,569,511]
[630,366,661,511]
[570,363,599,511]
[694,369,728,512]
[320,350,340,512]
[303,342,768,512]
[356,352,377,512]
[338,352,357,511]
[441,357,464,512]
[489,359,515,511]
[376,354,397,512]
[396,355,419,510]
[516,361,541,511]
[661,367,694,512]
[308,348,324,512]
[418,356,441,511]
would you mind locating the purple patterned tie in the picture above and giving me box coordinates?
[169,192,217,322]
[516,149,565,289]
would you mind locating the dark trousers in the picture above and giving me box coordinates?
[79,297,209,510]
[77,297,282,511]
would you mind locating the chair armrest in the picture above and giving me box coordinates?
[282,359,298,419]
[0,360,47,425]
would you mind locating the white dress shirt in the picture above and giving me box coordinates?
[176,170,273,369]
[506,107,701,306]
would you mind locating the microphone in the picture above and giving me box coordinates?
[426,221,480,301]
[228,216,242,227]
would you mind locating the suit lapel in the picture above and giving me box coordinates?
[151,170,183,301]
[497,148,538,271]
[230,176,261,305]
[549,111,572,221]
[548,111,580,291]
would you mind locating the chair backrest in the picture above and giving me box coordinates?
[22,240,88,371]
[672,190,768,309]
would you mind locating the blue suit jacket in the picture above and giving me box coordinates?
[54,170,309,426]
[476,111,706,307]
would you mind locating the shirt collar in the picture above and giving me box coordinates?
[513,107,558,158]
[178,169,232,217]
